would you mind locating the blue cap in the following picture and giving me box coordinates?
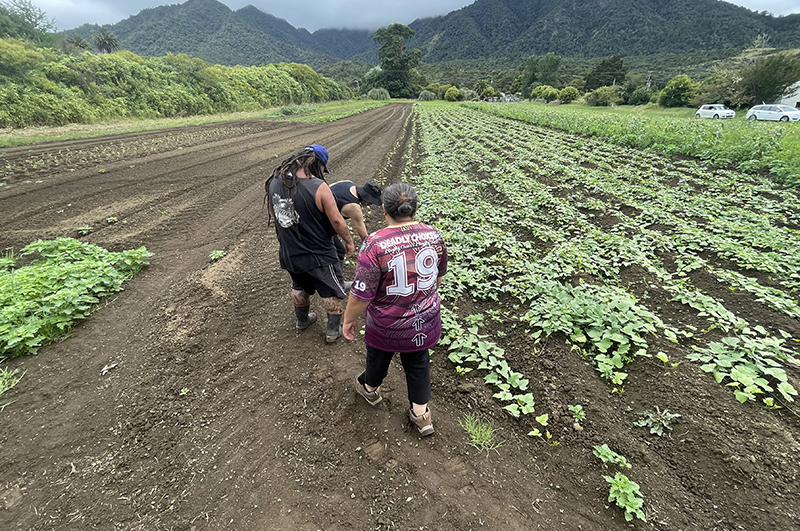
[305,144,329,173]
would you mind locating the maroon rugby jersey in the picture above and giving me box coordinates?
[350,223,448,352]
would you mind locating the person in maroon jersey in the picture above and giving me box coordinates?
[342,182,448,436]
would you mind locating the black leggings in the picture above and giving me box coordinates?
[360,346,431,405]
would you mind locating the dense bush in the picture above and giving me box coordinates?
[531,84,560,102]
[444,86,460,101]
[367,87,390,100]
[559,86,580,104]
[459,88,478,101]
[0,39,350,128]
[585,86,623,107]
[659,74,698,108]
[627,86,654,106]
[418,89,436,101]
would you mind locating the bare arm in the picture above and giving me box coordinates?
[341,203,369,240]
[343,295,370,340]
[316,183,355,256]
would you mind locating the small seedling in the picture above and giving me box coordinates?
[528,413,552,441]
[605,472,646,522]
[455,365,473,375]
[593,444,632,469]
[179,388,189,396]
[568,404,586,422]
[0,366,25,405]
[635,406,680,436]
[209,250,226,262]
[106,217,119,224]
[77,225,93,236]
[460,412,503,453]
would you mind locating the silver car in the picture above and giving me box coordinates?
[746,104,800,122]
[695,104,736,119]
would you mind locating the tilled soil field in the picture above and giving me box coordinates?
[1,103,798,531]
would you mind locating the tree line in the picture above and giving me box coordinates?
[0,1,349,128]
[363,24,800,110]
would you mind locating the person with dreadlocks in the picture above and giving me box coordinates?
[266,144,355,343]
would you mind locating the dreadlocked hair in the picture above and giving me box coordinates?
[263,148,327,225]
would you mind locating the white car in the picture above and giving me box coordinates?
[695,104,736,119]
[746,104,800,122]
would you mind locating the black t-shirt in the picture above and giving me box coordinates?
[330,180,359,217]
[268,174,338,272]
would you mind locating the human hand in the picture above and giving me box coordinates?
[345,241,355,257]
[343,319,359,340]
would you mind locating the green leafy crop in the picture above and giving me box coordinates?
[0,238,152,358]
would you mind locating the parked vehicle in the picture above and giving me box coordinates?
[745,104,800,122]
[695,104,736,119]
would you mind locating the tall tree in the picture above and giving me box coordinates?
[738,52,800,105]
[585,55,627,91]
[535,53,562,88]
[93,27,120,54]
[369,23,421,98]
[0,0,54,44]
[62,33,91,54]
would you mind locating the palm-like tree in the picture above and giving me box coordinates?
[65,33,91,50]
[93,27,119,54]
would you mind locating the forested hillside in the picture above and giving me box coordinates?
[62,0,800,67]
[68,0,339,68]
[407,0,800,61]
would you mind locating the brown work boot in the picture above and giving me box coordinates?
[353,372,382,406]
[409,407,434,436]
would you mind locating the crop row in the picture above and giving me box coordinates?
[407,104,798,410]
[463,102,800,185]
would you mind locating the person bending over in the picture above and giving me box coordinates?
[329,179,383,264]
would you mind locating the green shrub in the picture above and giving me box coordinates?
[585,86,623,107]
[659,74,698,108]
[367,87,390,100]
[531,85,560,102]
[418,89,436,101]
[559,86,580,104]
[627,86,653,106]
[0,37,350,128]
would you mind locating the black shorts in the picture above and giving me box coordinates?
[290,262,346,299]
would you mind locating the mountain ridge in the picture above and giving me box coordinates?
[64,0,800,67]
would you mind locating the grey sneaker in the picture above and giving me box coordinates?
[354,373,382,406]
[409,407,434,436]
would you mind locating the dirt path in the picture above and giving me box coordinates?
[1,104,798,531]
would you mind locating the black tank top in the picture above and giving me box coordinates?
[269,174,338,272]
[330,180,359,217]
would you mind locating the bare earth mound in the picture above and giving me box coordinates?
[1,104,798,530]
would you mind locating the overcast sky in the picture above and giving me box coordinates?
[36,0,800,33]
